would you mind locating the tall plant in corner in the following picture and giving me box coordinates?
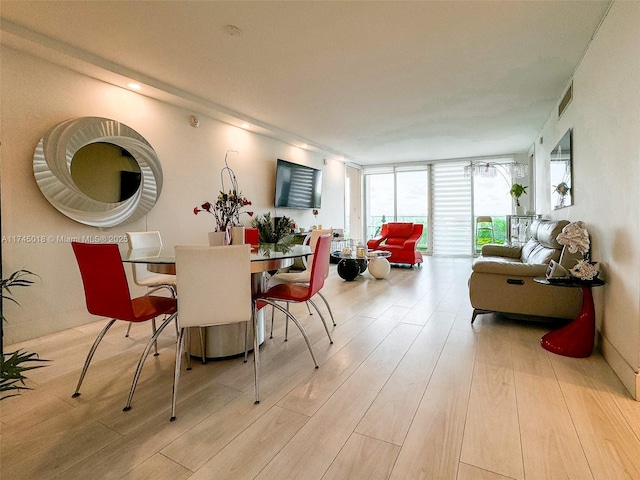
[1,269,48,400]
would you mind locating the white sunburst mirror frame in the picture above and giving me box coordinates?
[33,117,163,228]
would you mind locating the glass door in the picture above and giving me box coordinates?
[396,170,428,251]
[365,173,395,241]
[472,174,511,252]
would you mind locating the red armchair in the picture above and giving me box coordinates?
[367,222,424,266]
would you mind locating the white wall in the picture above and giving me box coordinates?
[1,47,346,344]
[534,1,640,397]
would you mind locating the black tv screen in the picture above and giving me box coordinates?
[274,159,322,209]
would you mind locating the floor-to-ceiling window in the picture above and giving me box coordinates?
[364,157,520,256]
[365,166,428,251]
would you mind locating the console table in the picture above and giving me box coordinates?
[534,277,605,358]
[507,214,541,246]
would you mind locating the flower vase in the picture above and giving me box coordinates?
[208,231,227,246]
[230,226,245,245]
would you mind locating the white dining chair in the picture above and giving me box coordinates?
[171,244,257,420]
[125,231,177,347]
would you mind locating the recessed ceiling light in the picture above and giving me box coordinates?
[128,83,141,90]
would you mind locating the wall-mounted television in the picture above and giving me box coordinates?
[274,159,322,209]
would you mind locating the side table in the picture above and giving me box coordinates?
[336,256,367,281]
[366,250,392,279]
[534,277,605,358]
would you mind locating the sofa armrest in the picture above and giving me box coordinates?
[367,236,385,249]
[402,237,418,249]
[472,258,548,277]
[480,244,522,259]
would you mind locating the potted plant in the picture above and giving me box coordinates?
[251,212,296,252]
[509,183,528,214]
[1,269,48,400]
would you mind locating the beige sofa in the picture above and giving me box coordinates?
[469,219,583,323]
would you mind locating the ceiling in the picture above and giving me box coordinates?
[1,1,612,165]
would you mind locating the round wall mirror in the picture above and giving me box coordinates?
[33,117,163,227]
[70,143,141,203]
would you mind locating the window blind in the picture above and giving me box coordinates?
[431,161,472,256]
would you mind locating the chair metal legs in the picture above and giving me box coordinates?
[244,322,250,363]
[72,319,117,398]
[268,292,336,344]
[253,304,260,404]
[198,327,206,364]
[123,312,178,411]
[307,299,333,344]
[259,299,319,368]
[170,327,186,421]
[316,292,336,326]
[270,295,335,344]
[172,316,257,421]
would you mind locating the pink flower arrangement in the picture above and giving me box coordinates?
[194,190,253,232]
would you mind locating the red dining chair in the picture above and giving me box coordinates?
[245,227,260,248]
[254,234,333,378]
[267,229,336,340]
[71,242,178,411]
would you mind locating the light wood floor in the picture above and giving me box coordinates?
[3,257,640,479]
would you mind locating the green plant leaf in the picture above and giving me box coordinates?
[509,184,528,199]
[1,269,39,322]
[1,350,49,400]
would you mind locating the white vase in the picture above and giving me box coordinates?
[208,231,226,246]
[230,226,245,245]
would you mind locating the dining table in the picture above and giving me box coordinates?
[121,243,312,358]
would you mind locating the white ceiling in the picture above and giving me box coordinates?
[1,1,612,165]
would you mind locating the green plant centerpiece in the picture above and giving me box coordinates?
[1,269,48,400]
[251,212,296,253]
[509,183,528,207]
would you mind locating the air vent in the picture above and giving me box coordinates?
[558,82,573,118]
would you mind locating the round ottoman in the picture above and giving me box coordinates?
[368,257,391,279]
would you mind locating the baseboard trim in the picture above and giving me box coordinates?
[600,332,639,400]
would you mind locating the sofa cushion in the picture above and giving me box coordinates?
[523,241,562,265]
[520,219,569,264]
[472,257,548,276]
[531,219,568,248]
[481,244,522,258]
[387,222,414,238]
[520,238,538,262]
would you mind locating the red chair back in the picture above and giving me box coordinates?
[307,235,331,298]
[245,227,260,246]
[72,242,136,320]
